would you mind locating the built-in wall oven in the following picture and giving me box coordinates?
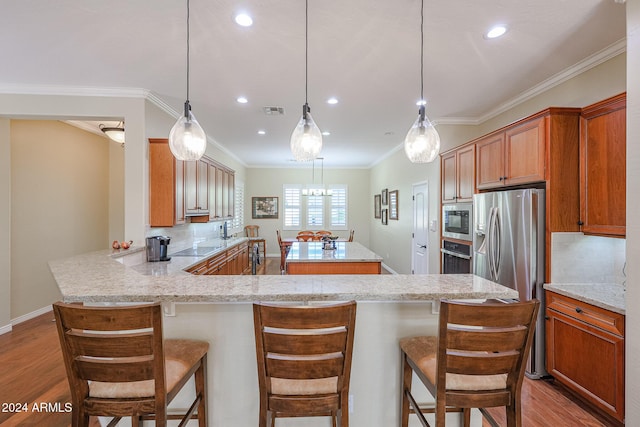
[441,240,472,274]
[442,203,473,242]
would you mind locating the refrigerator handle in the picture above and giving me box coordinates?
[493,207,501,279]
[487,207,496,281]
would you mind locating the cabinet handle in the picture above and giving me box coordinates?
[544,316,550,320]
[577,220,584,226]
[575,307,583,314]
[499,177,504,181]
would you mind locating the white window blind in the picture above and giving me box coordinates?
[329,185,347,230]
[307,192,324,227]
[283,185,302,230]
[232,179,245,232]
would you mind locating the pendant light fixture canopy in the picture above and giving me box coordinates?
[169,0,207,161]
[290,0,322,162]
[404,0,440,163]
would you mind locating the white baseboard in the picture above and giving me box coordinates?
[0,323,11,335]
[381,262,398,275]
[11,305,53,326]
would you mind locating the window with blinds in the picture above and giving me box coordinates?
[232,179,245,232]
[283,185,302,230]
[283,184,348,230]
[329,185,347,230]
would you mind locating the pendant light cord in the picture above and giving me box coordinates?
[420,0,424,104]
[186,0,191,113]
[305,0,309,105]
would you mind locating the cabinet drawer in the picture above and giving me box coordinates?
[546,291,624,336]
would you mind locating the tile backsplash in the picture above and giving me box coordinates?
[146,221,239,252]
[551,232,626,285]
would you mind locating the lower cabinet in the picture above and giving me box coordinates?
[186,241,250,276]
[545,291,625,424]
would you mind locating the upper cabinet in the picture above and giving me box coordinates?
[476,116,545,190]
[149,138,185,227]
[185,159,210,216]
[441,144,475,203]
[149,139,235,227]
[580,93,626,238]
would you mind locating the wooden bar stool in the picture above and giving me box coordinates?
[53,301,209,427]
[400,299,539,427]
[245,225,266,260]
[253,301,357,427]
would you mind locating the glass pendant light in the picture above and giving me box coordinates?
[100,121,125,145]
[290,0,322,162]
[404,0,440,163]
[169,0,207,161]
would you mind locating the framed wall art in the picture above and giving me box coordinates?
[252,196,279,219]
[374,194,381,218]
[382,208,388,225]
[389,190,398,220]
[381,188,388,205]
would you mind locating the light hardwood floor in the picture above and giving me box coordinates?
[0,258,615,426]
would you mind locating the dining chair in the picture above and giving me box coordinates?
[253,300,357,427]
[296,231,315,242]
[347,230,355,242]
[53,301,209,427]
[314,230,332,241]
[400,299,539,427]
[245,225,266,261]
[276,229,291,273]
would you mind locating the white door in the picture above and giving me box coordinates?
[412,182,429,274]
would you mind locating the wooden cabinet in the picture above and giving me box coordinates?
[545,291,624,424]
[580,93,626,237]
[185,241,249,275]
[441,144,474,203]
[208,164,235,220]
[149,138,185,227]
[185,159,209,216]
[476,116,545,189]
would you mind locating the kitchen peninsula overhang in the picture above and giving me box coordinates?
[49,249,518,303]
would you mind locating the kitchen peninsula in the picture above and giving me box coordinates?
[49,247,518,426]
[285,241,383,274]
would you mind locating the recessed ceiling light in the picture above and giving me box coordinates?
[322,131,331,136]
[485,25,507,39]
[257,130,266,135]
[235,13,253,27]
[327,97,338,105]
[236,96,248,104]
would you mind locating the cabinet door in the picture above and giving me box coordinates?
[475,133,505,190]
[228,172,235,218]
[185,160,209,215]
[208,163,218,220]
[222,170,230,218]
[175,159,185,224]
[456,145,475,202]
[197,159,209,212]
[215,167,224,219]
[580,95,626,237]
[441,152,457,203]
[546,307,624,423]
[505,117,546,186]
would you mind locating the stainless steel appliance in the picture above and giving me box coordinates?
[146,236,171,262]
[441,240,471,274]
[473,188,546,378]
[442,203,473,241]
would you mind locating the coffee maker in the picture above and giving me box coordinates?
[146,236,171,262]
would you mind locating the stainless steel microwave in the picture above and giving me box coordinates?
[442,203,473,241]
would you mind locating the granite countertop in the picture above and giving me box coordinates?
[543,283,625,314]
[286,241,383,263]
[49,247,518,303]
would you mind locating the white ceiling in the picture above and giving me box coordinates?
[0,0,626,168]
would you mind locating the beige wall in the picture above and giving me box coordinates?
[369,54,627,275]
[626,0,639,423]
[10,120,112,317]
[0,119,10,330]
[245,167,370,256]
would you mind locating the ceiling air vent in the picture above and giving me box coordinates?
[263,106,285,116]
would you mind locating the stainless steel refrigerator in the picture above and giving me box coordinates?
[473,188,547,379]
